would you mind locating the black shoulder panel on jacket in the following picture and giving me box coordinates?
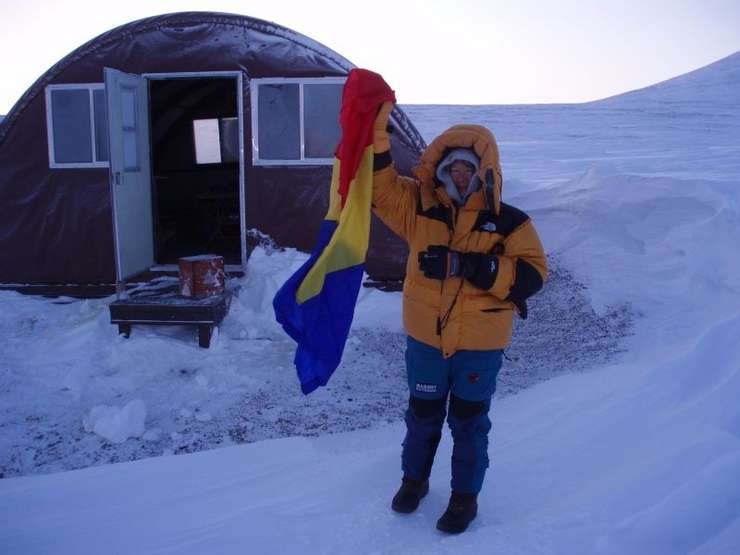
[373,151,392,171]
[492,202,530,237]
[417,193,454,230]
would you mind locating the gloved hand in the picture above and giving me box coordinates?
[418,245,462,280]
[373,101,394,153]
[461,252,499,290]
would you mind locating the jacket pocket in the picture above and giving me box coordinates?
[463,294,511,314]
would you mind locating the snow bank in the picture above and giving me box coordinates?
[487,312,740,554]
[2,314,738,553]
[516,163,740,352]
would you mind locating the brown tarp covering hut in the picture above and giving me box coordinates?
[0,12,425,290]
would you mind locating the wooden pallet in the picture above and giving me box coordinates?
[109,278,232,348]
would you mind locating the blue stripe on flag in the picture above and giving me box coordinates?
[273,220,365,394]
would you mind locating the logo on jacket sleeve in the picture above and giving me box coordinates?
[480,222,497,232]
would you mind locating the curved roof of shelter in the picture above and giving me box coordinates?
[0,11,425,151]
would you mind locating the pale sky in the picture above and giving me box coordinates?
[1,0,740,114]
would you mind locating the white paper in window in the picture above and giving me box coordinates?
[193,119,222,164]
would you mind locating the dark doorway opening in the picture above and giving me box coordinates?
[149,77,241,265]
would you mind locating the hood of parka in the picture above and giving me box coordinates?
[413,124,503,215]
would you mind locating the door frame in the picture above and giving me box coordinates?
[143,70,247,271]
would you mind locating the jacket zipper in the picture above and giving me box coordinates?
[437,204,463,336]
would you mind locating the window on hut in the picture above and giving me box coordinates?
[251,77,345,166]
[45,84,109,168]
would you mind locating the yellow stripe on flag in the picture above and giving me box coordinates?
[296,145,374,304]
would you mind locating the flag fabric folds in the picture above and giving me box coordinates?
[273,69,396,394]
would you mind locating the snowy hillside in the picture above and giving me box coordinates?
[2,53,740,553]
[597,50,740,107]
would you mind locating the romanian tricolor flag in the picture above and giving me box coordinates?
[273,69,396,394]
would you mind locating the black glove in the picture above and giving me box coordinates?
[418,245,462,280]
[461,252,499,290]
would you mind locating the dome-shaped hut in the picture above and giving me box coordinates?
[0,12,424,292]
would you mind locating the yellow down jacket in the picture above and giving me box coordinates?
[372,124,547,357]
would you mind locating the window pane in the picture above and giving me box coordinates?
[93,89,109,162]
[304,84,343,159]
[258,83,300,160]
[121,89,136,129]
[193,119,222,164]
[123,130,139,170]
[51,89,92,163]
[219,117,239,163]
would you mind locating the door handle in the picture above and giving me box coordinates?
[114,171,122,186]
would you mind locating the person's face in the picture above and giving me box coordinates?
[449,161,475,193]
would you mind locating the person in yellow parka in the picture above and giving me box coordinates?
[372,102,547,534]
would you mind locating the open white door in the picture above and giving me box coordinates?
[105,67,154,282]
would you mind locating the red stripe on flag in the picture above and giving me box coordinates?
[336,69,396,208]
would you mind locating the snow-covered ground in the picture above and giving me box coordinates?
[1,51,740,553]
[0,253,630,477]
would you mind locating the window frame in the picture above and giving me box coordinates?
[250,76,346,166]
[45,83,109,169]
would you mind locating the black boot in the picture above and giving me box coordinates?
[436,492,478,534]
[391,477,429,513]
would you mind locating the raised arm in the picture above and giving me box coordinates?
[370,102,419,242]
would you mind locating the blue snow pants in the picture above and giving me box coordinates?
[401,336,502,494]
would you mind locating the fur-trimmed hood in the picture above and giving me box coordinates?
[413,124,503,215]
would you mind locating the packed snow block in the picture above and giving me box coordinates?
[178,254,225,298]
[83,400,147,444]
